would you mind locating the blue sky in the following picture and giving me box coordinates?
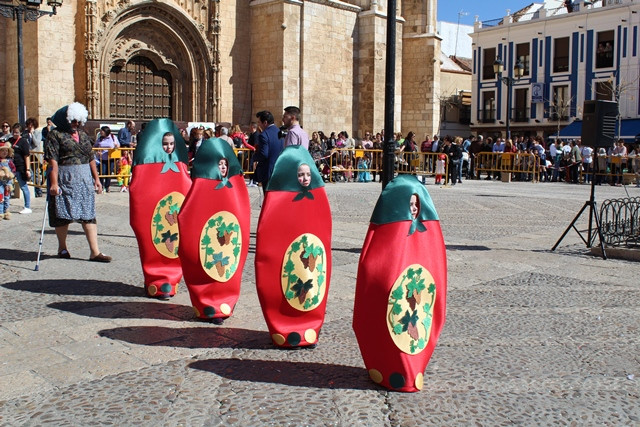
[438,1,537,25]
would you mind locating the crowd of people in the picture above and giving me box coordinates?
[3,110,640,228]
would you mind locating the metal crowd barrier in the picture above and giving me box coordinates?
[577,155,640,185]
[474,152,540,183]
[599,197,640,247]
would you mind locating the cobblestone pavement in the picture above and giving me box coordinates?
[0,179,638,426]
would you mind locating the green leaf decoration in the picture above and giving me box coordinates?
[317,272,324,286]
[407,268,415,279]
[285,290,295,299]
[205,247,214,255]
[393,323,404,335]
[428,283,436,294]
[301,235,308,245]
[161,230,172,240]
[422,316,432,330]
[291,241,301,252]
[232,246,240,257]
[283,259,295,274]
[153,213,162,224]
[400,310,412,332]
[418,338,426,349]
[205,261,214,269]
[159,199,167,208]
[201,234,211,246]
[392,286,404,301]
[207,219,216,228]
[392,302,402,315]
[153,237,161,244]
[156,223,165,232]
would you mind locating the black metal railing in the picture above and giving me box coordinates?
[599,197,640,247]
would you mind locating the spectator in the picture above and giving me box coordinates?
[282,106,309,149]
[253,110,283,188]
[94,126,119,192]
[9,123,32,214]
[117,120,136,148]
[0,121,11,142]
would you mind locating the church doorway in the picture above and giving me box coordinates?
[109,56,173,120]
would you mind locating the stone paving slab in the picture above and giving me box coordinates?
[0,180,638,425]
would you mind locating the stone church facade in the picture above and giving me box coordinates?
[0,0,440,138]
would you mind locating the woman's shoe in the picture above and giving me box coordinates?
[58,249,71,259]
[3,212,10,220]
[89,253,112,263]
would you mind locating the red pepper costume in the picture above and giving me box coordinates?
[353,174,447,392]
[255,145,332,348]
[129,119,191,299]
[177,139,250,321]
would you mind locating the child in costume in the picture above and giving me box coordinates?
[0,144,16,219]
[117,150,132,192]
[178,138,250,324]
[435,154,446,184]
[353,174,447,392]
[357,156,371,183]
[255,145,332,348]
[129,119,191,299]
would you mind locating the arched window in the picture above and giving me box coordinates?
[109,56,172,119]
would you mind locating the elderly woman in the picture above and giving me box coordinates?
[45,102,111,262]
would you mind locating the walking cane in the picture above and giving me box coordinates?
[34,190,49,271]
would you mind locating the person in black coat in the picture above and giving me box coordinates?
[252,110,284,189]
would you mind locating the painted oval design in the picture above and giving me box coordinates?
[199,211,242,282]
[386,264,436,355]
[281,233,327,311]
[151,191,185,258]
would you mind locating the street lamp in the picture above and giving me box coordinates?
[0,0,63,126]
[493,58,524,139]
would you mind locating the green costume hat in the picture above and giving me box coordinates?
[133,118,188,169]
[266,145,324,196]
[191,138,242,188]
[370,174,438,234]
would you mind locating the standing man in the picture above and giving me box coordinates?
[118,120,136,148]
[282,106,309,149]
[247,122,259,187]
[253,110,283,188]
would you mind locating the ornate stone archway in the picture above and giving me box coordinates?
[84,0,219,121]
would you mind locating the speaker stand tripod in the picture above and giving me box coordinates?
[551,177,607,260]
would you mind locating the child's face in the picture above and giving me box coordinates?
[162,135,175,154]
[410,194,419,219]
[218,158,228,177]
[0,149,7,159]
[297,164,311,187]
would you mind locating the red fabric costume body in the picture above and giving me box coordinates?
[177,140,250,320]
[353,174,447,392]
[129,119,191,298]
[255,145,332,348]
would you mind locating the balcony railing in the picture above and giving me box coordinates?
[478,109,496,123]
[512,107,530,122]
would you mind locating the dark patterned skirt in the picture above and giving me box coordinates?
[49,163,97,227]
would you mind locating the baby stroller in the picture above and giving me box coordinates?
[319,157,332,182]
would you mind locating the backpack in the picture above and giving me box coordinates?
[232,136,243,148]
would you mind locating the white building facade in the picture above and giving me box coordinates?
[470,0,640,141]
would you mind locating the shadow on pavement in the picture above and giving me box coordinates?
[446,244,491,251]
[99,325,273,350]
[189,358,373,390]
[0,248,55,262]
[3,279,142,297]
[49,300,194,320]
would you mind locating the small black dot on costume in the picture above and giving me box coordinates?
[389,373,405,389]
[203,306,216,317]
[287,332,301,346]
[160,283,172,294]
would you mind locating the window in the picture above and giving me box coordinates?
[483,48,496,80]
[481,91,496,122]
[514,88,529,122]
[550,85,570,120]
[516,43,530,76]
[596,30,614,69]
[595,81,614,101]
[553,37,570,73]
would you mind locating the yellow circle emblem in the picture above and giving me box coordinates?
[386,264,436,355]
[199,211,242,282]
[281,233,327,311]
[151,191,185,258]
